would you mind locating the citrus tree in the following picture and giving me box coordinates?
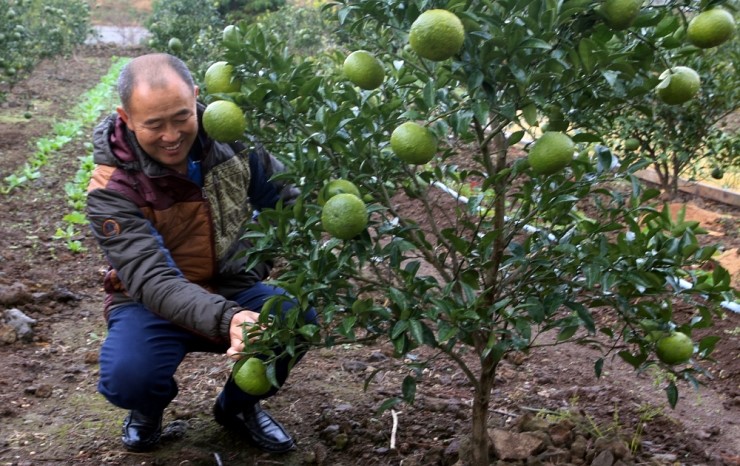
[207,1,737,463]
[573,30,739,196]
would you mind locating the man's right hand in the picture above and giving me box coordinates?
[227,309,262,359]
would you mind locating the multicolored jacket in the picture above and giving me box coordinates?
[86,105,296,343]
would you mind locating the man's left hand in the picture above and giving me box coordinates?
[227,309,262,359]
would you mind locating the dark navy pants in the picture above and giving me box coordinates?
[98,282,317,416]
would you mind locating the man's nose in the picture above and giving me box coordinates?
[161,124,179,141]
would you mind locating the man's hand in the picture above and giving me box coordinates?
[227,309,262,359]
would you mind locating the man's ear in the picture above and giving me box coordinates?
[116,106,131,128]
[194,85,200,98]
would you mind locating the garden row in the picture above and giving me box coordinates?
[1,56,128,253]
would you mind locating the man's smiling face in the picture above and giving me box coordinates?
[117,69,200,174]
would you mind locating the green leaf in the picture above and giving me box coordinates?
[423,80,435,109]
[508,130,525,145]
[376,397,402,414]
[299,76,322,96]
[409,319,425,345]
[567,301,595,333]
[557,325,579,341]
[339,316,357,339]
[618,350,647,369]
[391,320,409,340]
[595,145,614,172]
[571,132,602,143]
[665,381,678,409]
[520,38,551,50]
[594,358,604,378]
[521,103,538,126]
[363,367,383,391]
[266,361,279,388]
[401,375,417,404]
[578,38,596,74]
[388,287,408,311]
[697,335,720,357]
[297,324,320,341]
[437,321,459,343]
[654,15,679,38]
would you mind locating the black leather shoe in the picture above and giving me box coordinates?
[121,410,163,452]
[214,401,295,453]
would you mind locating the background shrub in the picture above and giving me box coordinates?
[221,0,286,20]
[146,0,223,79]
[0,0,91,96]
[255,4,335,57]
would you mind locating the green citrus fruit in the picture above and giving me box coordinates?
[321,193,368,240]
[390,122,437,165]
[711,167,724,180]
[655,332,694,365]
[656,66,700,105]
[687,9,736,49]
[528,132,575,175]
[623,138,640,151]
[168,37,183,53]
[343,50,385,90]
[409,9,465,61]
[600,0,642,30]
[318,179,361,206]
[233,357,272,396]
[205,61,241,94]
[223,24,242,44]
[202,100,246,142]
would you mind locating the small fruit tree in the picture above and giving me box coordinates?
[215,1,737,463]
[572,21,739,197]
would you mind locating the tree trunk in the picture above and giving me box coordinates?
[469,125,507,465]
[470,356,498,466]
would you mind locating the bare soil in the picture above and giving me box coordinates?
[0,45,739,466]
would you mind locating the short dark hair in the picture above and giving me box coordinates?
[118,53,195,111]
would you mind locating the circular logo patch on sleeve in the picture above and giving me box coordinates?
[102,219,121,237]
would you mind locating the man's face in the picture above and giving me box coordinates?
[117,71,199,174]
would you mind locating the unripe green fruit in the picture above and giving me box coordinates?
[601,0,642,30]
[168,37,183,53]
[655,332,694,365]
[623,138,640,151]
[343,50,385,90]
[711,167,724,180]
[656,66,700,105]
[687,9,736,49]
[233,357,272,395]
[528,132,575,175]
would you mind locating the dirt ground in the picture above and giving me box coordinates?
[0,44,739,466]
